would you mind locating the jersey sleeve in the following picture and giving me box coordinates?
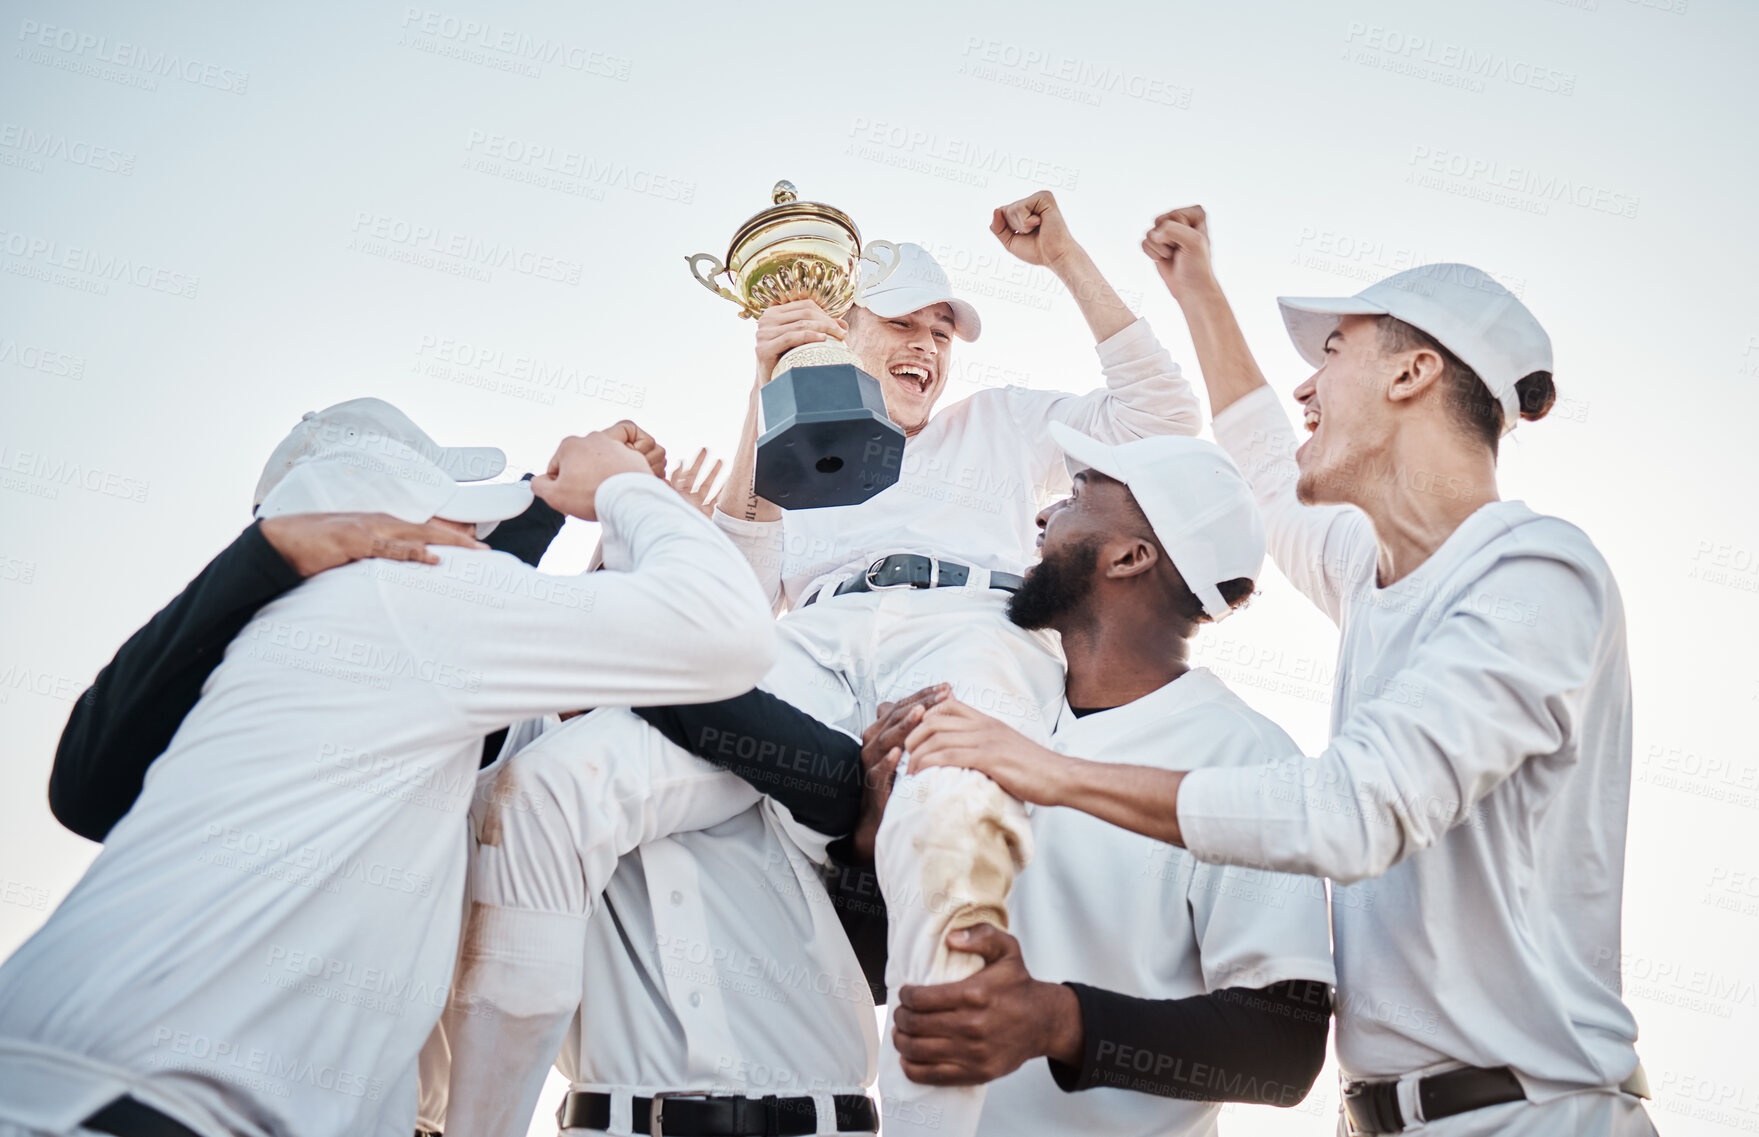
[711,509,787,611]
[1183,714,1337,992]
[1210,385,1376,625]
[1005,318,1201,495]
[404,474,780,731]
[1178,552,1613,883]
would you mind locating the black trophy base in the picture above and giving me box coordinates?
[756,363,905,509]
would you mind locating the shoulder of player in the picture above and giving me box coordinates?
[1454,506,1617,599]
[1176,672,1305,769]
[354,547,551,613]
[1091,671,1299,772]
[953,383,1088,418]
[1497,508,1609,572]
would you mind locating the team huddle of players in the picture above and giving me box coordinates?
[0,195,1656,1137]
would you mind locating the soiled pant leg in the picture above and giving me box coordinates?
[874,767,1032,1137]
[442,709,760,1137]
[866,590,1066,1137]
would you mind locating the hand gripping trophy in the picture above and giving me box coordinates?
[688,180,904,509]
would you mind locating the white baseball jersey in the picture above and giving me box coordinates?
[564,805,876,1105]
[1180,386,1643,1101]
[713,318,1201,608]
[975,669,1336,1137]
[0,475,776,1137]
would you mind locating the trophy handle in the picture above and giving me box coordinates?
[860,240,904,289]
[686,253,748,312]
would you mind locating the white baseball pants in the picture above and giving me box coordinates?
[440,709,760,1137]
[762,587,1063,1137]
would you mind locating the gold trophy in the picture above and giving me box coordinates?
[687,180,906,509]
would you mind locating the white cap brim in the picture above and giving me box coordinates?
[1276,295,1389,370]
[1048,421,1125,482]
[860,288,982,343]
[434,446,507,483]
[436,479,533,524]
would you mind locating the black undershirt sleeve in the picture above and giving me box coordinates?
[50,489,563,841]
[48,521,304,841]
[626,695,887,998]
[480,487,564,569]
[821,852,889,1004]
[630,692,866,840]
[1049,979,1333,1106]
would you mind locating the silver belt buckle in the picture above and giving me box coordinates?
[865,555,939,591]
[649,1090,714,1137]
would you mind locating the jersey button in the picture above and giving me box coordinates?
[689,991,703,1008]
[670,891,683,906]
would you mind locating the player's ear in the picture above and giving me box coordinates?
[1105,537,1158,581]
[1389,345,1447,404]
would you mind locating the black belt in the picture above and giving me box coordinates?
[82,1097,204,1137]
[558,1090,878,1136]
[1342,1065,1525,1134]
[801,554,1023,607]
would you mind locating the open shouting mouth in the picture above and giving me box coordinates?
[889,363,932,395]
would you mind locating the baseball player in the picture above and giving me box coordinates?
[855,426,1338,1137]
[706,190,1203,1137]
[39,449,899,1137]
[907,208,1656,1136]
[39,428,901,1137]
[0,399,778,1137]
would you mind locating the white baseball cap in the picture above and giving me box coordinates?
[252,398,532,530]
[857,241,981,342]
[1277,263,1550,436]
[1048,423,1265,622]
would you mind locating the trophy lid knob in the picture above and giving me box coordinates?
[772,180,798,204]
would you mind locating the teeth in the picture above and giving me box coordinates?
[1303,408,1321,433]
[890,366,929,392]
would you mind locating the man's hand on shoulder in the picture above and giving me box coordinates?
[532,428,657,521]
[990,190,1083,271]
[894,924,1084,1085]
[258,513,487,578]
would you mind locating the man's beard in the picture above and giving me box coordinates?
[1007,538,1099,630]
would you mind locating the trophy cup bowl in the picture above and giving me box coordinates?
[687,180,906,509]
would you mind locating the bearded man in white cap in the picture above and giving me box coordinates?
[848,428,1337,1137]
[0,399,778,1137]
[906,207,1656,1136]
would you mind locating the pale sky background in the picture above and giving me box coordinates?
[3,1,1757,1133]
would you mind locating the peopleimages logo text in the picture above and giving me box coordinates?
[15,20,249,93]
